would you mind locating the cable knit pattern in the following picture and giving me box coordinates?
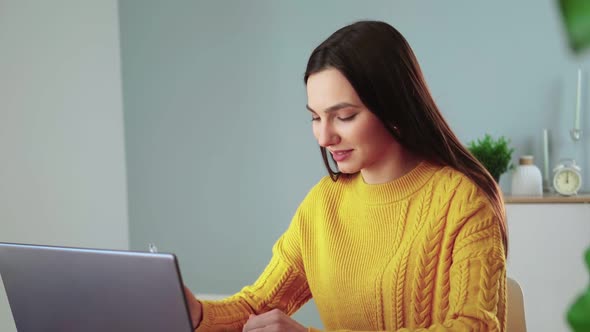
[196,162,506,331]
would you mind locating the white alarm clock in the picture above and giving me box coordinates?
[552,159,582,196]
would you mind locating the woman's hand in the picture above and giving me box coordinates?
[183,285,203,330]
[242,309,306,332]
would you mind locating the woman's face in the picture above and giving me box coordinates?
[306,68,399,180]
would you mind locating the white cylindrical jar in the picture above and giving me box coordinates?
[511,155,543,196]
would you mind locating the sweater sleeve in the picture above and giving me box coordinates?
[309,200,507,332]
[195,204,312,332]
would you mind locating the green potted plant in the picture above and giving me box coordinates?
[467,134,514,182]
[567,246,590,332]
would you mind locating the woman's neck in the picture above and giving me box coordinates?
[360,145,423,185]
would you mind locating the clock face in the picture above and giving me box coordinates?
[553,169,582,195]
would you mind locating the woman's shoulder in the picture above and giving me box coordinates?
[429,166,492,209]
[308,173,356,195]
[297,173,357,207]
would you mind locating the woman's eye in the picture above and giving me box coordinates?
[311,116,320,122]
[338,114,358,121]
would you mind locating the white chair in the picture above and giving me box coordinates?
[506,277,527,332]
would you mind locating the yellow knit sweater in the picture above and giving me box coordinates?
[196,162,507,331]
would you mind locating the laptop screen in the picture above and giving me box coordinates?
[0,242,193,332]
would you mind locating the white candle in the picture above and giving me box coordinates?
[575,68,582,130]
[543,129,549,182]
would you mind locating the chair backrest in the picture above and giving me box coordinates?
[506,277,527,332]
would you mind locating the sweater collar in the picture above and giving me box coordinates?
[352,161,441,204]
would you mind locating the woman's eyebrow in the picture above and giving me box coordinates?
[306,102,360,113]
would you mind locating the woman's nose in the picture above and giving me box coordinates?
[317,123,340,147]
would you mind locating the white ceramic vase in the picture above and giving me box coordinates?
[511,155,543,196]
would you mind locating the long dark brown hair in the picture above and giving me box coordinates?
[304,21,507,254]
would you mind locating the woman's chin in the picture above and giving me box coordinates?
[337,165,360,174]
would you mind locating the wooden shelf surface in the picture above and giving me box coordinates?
[504,192,590,204]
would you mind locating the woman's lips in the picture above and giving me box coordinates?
[331,149,353,162]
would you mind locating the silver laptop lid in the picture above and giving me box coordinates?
[0,242,193,332]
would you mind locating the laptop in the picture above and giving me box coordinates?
[0,242,193,332]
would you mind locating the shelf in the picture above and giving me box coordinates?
[504,192,590,204]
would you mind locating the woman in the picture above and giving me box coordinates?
[185,20,507,332]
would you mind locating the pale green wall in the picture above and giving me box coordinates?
[119,1,590,328]
[0,0,129,330]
